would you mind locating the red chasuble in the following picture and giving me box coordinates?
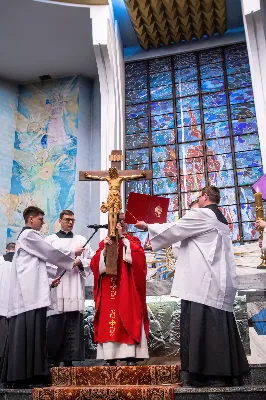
[90,234,149,345]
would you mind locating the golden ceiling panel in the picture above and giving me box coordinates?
[124,0,227,49]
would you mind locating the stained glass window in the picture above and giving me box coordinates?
[125,44,263,244]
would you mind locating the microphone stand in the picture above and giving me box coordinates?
[56,227,99,281]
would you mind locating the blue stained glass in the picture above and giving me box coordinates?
[126,148,149,165]
[206,137,231,154]
[152,145,176,162]
[151,113,174,130]
[126,117,148,134]
[132,231,149,247]
[125,62,147,77]
[239,187,255,203]
[126,89,148,105]
[232,118,258,135]
[227,73,252,89]
[151,100,173,115]
[235,150,262,168]
[241,203,256,222]
[126,163,150,171]
[221,205,238,223]
[237,166,263,186]
[126,180,151,197]
[242,222,259,241]
[204,106,228,123]
[176,81,198,97]
[179,141,204,159]
[150,86,173,101]
[230,103,256,120]
[178,126,202,142]
[181,174,206,192]
[152,129,175,145]
[199,49,222,65]
[153,161,177,178]
[126,103,148,119]
[200,63,223,79]
[179,157,204,175]
[201,78,224,92]
[207,154,233,171]
[230,88,254,105]
[219,188,236,205]
[208,170,235,187]
[176,96,200,112]
[149,57,171,73]
[167,211,179,223]
[225,44,248,61]
[205,121,230,138]
[150,72,172,87]
[125,74,147,90]
[226,57,250,75]
[162,194,179,210]
[125,133,149,149]
[174,53,197,69]
[181,191,200,209]
[175,67,198,82]
[177,110,201,127]
[228,223,240,241]
[202,92,226,108]
[234,133,260,152]
[153,177,178,194]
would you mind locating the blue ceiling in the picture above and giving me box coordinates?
[112,0,244,49]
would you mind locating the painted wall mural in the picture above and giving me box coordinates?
[2,76,79,241]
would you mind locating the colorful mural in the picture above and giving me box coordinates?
[1,76,79,241]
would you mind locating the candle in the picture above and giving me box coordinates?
[255,188,264,220]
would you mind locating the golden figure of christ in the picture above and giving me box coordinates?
[84,167,146,237]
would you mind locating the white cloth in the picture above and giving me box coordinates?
[0,256,12,317]
[149,208,237,312]
[45,233,93,315]
[97,237,149,360]
[97,324,149,360]
[8,229,75,318]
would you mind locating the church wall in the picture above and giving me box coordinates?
[0,80,18,253]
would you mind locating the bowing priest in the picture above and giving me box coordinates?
[45,210,93,367]
[135,186,249,387]
[1,206,84,389]
[0,243,16,369]
[90,212,149,366]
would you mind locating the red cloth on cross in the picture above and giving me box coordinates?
[90,234,149,344]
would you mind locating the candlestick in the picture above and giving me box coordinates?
[254,189,266,269]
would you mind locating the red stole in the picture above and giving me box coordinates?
[90,234,149,344]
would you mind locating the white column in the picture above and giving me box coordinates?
[90,3,125,230]
[241,0,266,169]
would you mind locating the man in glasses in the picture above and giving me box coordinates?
[135,186,249,387]
[45,210,93,367]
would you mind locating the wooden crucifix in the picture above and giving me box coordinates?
[79,150,152,275]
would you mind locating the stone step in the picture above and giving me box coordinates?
[51,365,180,386]
[175,385,266,399]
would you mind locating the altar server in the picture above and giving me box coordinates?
[1,206,84,388]
[46,210,93,367]
[135,186,249,387]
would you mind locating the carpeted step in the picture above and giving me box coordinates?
[32,384,179,400]
[51,365,180,386]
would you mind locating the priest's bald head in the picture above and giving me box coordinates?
[23,206,45,231]
[197,186,220,208]
[6,242,15,253]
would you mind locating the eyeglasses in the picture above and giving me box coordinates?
[62,218,75,223]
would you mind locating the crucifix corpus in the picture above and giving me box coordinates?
[79,150,152,275]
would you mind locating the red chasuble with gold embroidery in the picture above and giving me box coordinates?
[90,234,149,344]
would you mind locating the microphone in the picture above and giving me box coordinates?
[87,224,108,230]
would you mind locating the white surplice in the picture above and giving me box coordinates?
[45,233,93,315]
[148,208,237,312]
[0,255,13,317]
[96,237,149,360]
[8,229,75,318]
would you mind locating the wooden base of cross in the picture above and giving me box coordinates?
[79,149,152,276]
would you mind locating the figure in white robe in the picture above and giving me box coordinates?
[0,206,84,389]
[135,186,249,387]
[45,222,93,366]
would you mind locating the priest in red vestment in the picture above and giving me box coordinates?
[90,213,149,366]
